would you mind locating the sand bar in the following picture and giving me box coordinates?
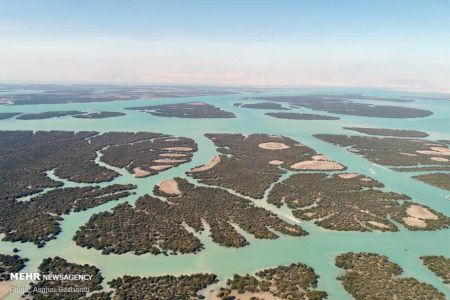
[159,153,188,157]
[157,179,181,195]
[150,165,172,171]
[133,167,151,177]
[290,160,345,171]
[407,205,438,220]
[162,147,193,151]
[403,216,427,228]
[258,142,290,150]
[153,158,187,163]
[191,156,221,173]
[338,173,360,179]
[269,160,284,165]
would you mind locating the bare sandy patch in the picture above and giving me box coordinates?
[430,156,449,162]
[338,173,359,179]
[150,165,172,171]
[269,160,284,165]
[189,102,207,106]
[417,146,450,156]
[133,167,151,178]
[368,221,389,229]
[191,156,221,173]
[290,160,345,171]
[400,152,418,157]
[407,205,438,220]
[0,281,15,299]
[403,216,427,228]
[157,179,181,196]
[164,138,180,142]
[162,147,193,152]
[258,142,290,150]
[361,177,372,182]
[153,158,187,164]
[207,290,277,300]
[159,153,188,157]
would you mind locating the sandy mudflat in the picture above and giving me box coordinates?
[157,179,181,195]
[159,153,188,157]
[191,156,221,172]
[417,146,450,156]
[403,216,427,228]
[269,160,284,165]
[338,173,360,179]
[189,102,207,105]
[162,147,193,151]
[153,158,187,163]
[0,281,14,299]
[133,167,151,177]
[164,138,180,142]
[430,156,449,162]
[368,221,389,229]
[290,155,345,171]
[150,165,172,171]
[400,152,418,157]
[407,205,438,220]
[258,142,290,150]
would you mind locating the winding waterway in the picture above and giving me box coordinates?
[0,88,449,299]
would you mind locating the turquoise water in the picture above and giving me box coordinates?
[0,89,449,299]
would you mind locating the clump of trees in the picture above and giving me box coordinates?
[335,252,446,300]
[0,253,28,281]
[421,255,450,284]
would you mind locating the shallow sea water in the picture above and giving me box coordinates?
[0,88,449,299]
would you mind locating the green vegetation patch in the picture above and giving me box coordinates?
[190,133,323,199]
[217,263,327,300]
[126,102,236,118]
[16,111,86,120]
[109,273,217,300]
[1,184,135,247]
[315,134,450,167]
[238,102,290,110]
[0,112,22,120]
[413,173,450,191]
[27,257,106,300]
[343,127,429,137]
[266,112,340,120]
[267,173,450,232]
[335,252,445,300]
[251,95,432,118]
[74,178,305,255]
[73,111,126,119]
[421,255,450,284]
[0,131,196,200]
[0,254,28,281]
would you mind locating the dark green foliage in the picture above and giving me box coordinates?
[28,257,104,300]
[126,102,236,118]
[239,102,290,110]
[73,111,126,119]
[109,273,217,300]
[315,134,450,166]
[266,112,339,120]
[413,173,450,191]
[75,178,305,255]
[191,133,317,199]
[0,131,195,200]
[252,95,432,118]
[335,252,445,300]
[17,111,86,120]
[421,255,450,284]
[267,173,450,232]
[0,254,28,281]
[1,185,135,246]
[343,127,429,137]
[220,263,327,299]
[0,112,21,119]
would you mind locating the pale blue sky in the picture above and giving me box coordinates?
[0,1,449,91]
